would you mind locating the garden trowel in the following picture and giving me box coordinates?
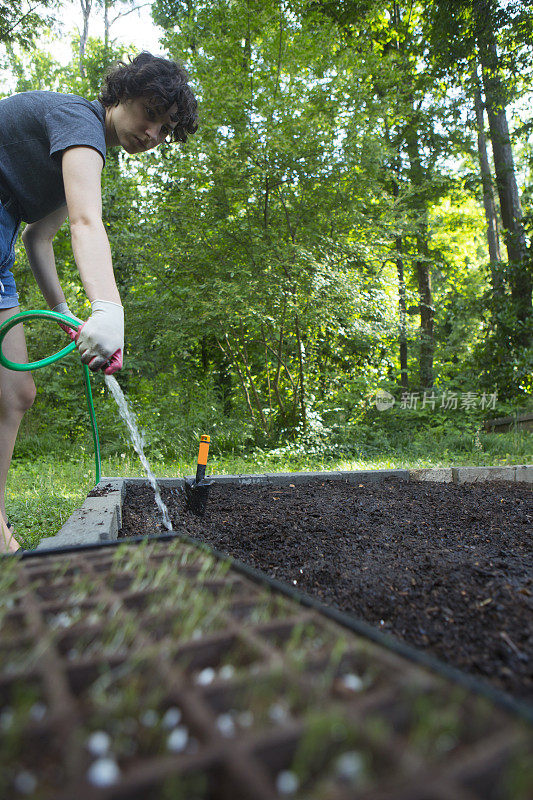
[185,435,213,516]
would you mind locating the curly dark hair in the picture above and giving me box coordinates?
[99,52,198,143]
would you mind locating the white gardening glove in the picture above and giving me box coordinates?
[52,302,83,338]
[75,300,124,372]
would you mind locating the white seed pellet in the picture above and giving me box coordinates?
[237,710,253,728]
[167,726,189,753]
[435,732,456,754]
[86,757,120,787]
[196,667,215,685]
[340,673,364,692]
[52,612,72,629]
[86,731,112,757]
[162,707,182,728]
[0,708,14,730]
[140,709,158,728]
[216,713,236,737]
[219,664,235,680]
[13,771,37,795]
[268,703,289,723]
[276,770,299,795]
[335,751,364,783]
[29,703,47,722]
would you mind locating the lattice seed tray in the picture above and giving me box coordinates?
[0,538,531,800]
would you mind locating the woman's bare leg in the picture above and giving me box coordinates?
[1,516,19,553]
[0,306,36,553]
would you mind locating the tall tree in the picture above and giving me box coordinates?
[311,0,465,387]
[98,0,151,64]
[404,88,435,388]
[78,0,93,76]
[473,0,529,326]
[471,64,501,272]
[428,0,533,342]
[147,0,399,429]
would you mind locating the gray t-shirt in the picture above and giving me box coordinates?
[0,91,106,223]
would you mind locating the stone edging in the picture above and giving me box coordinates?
[35,464,532,551]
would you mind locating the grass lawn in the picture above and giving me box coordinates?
[6,427,532,550]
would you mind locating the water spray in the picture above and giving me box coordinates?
[0,310,216,532]
[0,310,173,530]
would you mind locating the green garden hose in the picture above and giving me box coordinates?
[0,310,101,484]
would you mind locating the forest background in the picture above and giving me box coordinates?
[0,0,532,541]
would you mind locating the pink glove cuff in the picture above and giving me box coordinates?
[59,321,79,341]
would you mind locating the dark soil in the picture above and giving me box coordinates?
[120,478,533,703]
[87,484,114,497]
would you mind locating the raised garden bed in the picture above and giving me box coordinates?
[1,538,532,799]
[121,478,533,704]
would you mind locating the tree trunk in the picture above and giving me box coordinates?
[215,352,232,414]
[385,102,409,391]
[261,323,273,427]
[474,0,531,332]
[389,1,433,387]
[294,314,306,430]
[415,250,434,388]
[217,336,256,423]
[237,325,268,432]
[471,66,502,282]
[404,100,434,388]
[395,241,409,391]
[104,0,110,61]
[388,141,409,391]
[79,0,92,78]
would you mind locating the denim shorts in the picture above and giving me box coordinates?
[0,197,21,310]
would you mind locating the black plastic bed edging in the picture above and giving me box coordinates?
[18,528,533,726]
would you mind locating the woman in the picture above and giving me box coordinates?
[0,52,198,552]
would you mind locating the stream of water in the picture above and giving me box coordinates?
[105,375,173,531]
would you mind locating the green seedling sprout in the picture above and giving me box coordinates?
[243,592,296,626]
[287,709,397,798]
[0,559,23,635]
[0,680,52,798]
[503,741,533,800]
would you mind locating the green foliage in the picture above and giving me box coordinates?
[0,0,57,53]
[3,0,532,478]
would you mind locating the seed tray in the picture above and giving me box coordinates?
[1,538,532,800]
